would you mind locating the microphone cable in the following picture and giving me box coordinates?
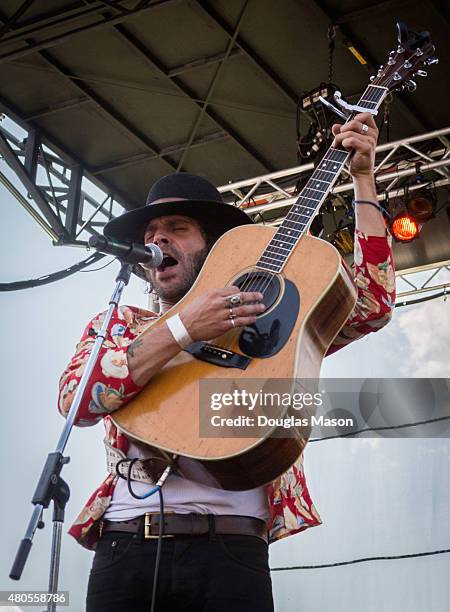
[115,457,175,612]
[0,252,105,291]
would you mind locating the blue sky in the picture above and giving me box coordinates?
[1,177,449,611]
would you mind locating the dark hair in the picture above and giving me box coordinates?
[196,221,222,253]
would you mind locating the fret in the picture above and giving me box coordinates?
[303,186,326,195]
[313,168,338,178]
[315,161,340,170]
[287,210,313,220]
[321,158,345,168]
[364,84,388,104]
[274,230,306,241]
[259,253,284,264]
[291,202,317,211]
[276,229,301,239]
[326,148,348,161]
[359,98,378,107]
[307,177,329,186]
[294,195,322,204]
[286,212,310,222]
[269,236,295,246]
[266,243,292,253]
[253,83,389,275]
[273,228,298,239]
[285,213,309,222]
[255,262,279,272]
[302,189,325,200]
[317,163,341,174]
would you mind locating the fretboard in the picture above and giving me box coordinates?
[256,84,388,273]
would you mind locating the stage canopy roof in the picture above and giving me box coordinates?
[0,0,449,275]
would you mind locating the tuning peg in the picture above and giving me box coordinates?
[425,57,439,65]
[416,69,428,77]
[405,80,417,92]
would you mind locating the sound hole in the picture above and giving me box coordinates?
[234,270,281,310]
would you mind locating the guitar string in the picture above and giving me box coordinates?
[234,146,349,300]
[233,81,386,306]
[252,78,387,294]
[236,81,385,301]
[250,79,387,297]
[220,79,389,349]
[218,97,374,349]
[218,70,398,350]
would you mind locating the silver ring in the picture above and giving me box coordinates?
[228,307,235,319]
[360,123,369,135]
[228,293,242,307]
[230,317,236,328]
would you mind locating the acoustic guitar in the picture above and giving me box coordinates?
[111,23,436,490]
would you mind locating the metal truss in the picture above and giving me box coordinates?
[1,109,449,303]
[0,114,125,245]
[396,260,450,305]
[217,127,450,220]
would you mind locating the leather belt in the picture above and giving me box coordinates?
[101,513,268,543]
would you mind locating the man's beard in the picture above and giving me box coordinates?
[149,245,208,303]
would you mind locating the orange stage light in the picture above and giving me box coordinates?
[390,213,420,242]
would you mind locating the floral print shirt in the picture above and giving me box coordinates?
[58,229,395,549]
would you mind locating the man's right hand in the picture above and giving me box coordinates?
[179,286,265,342]
[128,287,265,386]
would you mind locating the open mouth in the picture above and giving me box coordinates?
[157,255,179,272]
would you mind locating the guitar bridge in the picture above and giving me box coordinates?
[184,341,251,370]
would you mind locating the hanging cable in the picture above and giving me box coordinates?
[309,414,450,443]
[0,252,105,291]
[327,24,336,84]
[150,487,164,612]
[270,548,450,571]
[79,257,115,272]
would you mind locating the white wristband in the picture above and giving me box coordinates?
[166,314,193,349]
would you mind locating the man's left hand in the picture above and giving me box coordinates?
[332,112,379,178]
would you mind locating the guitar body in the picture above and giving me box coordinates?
[111,224,357,489]
[108,27,438,489]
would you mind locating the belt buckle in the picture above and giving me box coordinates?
[144,513,174,539]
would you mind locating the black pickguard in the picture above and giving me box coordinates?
[239,279,300,358]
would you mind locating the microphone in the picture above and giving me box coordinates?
[88,235,163,267]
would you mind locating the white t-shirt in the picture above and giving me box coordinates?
[104,440,270,523]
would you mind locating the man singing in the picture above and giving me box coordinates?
[58,113,395,611]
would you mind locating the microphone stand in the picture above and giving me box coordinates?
[10,262,133,612]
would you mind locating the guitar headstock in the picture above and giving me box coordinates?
[372,22,438,93]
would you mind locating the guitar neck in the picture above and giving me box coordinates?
[256,84,388,273]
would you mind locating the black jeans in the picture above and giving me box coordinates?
[86,531,274,612]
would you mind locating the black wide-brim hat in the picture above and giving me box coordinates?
[103,172,253,243]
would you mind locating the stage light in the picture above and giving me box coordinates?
[405,188,436,222]
[390,212,420,242]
